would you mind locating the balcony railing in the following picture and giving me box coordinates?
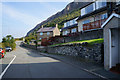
[83,18,107,31]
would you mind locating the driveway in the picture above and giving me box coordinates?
[2,41,101,78]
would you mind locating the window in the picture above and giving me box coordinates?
[95,15,101,21]
[73,19,75,24]
[64,23,66,27]
[70,20,73,25]
[40,32,43,35]
[96,1,106,9]
[71,28,77,33]
[67,21,70,26]
[65,30,68,35]
[82,19,90,24]
[85,3,94,14]
[116,0,120,5]
[47,32,50,35]
[73,19,77,24]
[66,22,68,27]
[101,13,107,19]
[81,3,94,16]
[81,8,85,16]
[81,1,107,16]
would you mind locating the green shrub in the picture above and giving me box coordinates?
[2,35,16,50]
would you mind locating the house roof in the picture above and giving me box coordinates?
[76,6,107,21]
[37,27,56,32]
[101,13,120,28]
[61,23,78,31]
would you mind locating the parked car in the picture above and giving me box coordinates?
[5,46,12,52]
[0,48,5,59]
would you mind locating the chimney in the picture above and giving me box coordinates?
[56,24,58,28]
[42,25,43,28]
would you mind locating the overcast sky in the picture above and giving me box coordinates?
[0,0,72,42]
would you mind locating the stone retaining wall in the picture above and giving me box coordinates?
[46,43,104,63]
[21,43,36,50]
[21,43,104,63]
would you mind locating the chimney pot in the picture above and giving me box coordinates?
[56,24,58,28]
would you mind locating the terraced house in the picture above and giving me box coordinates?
[61,1,111,35]
[76,1,108,32]
[61,18,78,35]
[76,0,120,71]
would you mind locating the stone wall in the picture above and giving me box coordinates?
[21,43,36,50]
[22,42,104,63]
[37,43,104,63]
[37,46,47,52]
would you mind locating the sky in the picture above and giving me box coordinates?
[0,0,72,42]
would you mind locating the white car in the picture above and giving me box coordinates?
[5,47,12,52]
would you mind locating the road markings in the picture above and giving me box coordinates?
[0,55,16,80]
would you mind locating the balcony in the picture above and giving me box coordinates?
[83,18,107,31]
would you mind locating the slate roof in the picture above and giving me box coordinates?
[37,27,56,32]
[101,13,120,28]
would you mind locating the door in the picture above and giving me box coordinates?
[109,29,119,68]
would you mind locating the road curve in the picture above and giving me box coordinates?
[2,41,100,78]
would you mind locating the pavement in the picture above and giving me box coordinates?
[0,41,106,79]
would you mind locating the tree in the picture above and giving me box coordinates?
[2,38,7,43]
[2,35,16,50]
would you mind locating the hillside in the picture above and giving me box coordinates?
[26,2,90,36]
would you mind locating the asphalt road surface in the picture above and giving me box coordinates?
[2,41,100,78]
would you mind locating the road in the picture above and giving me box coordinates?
[2,41,100,78]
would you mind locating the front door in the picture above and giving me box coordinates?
[109,28,119,68]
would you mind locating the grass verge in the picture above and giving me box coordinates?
[50,38,104,47]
